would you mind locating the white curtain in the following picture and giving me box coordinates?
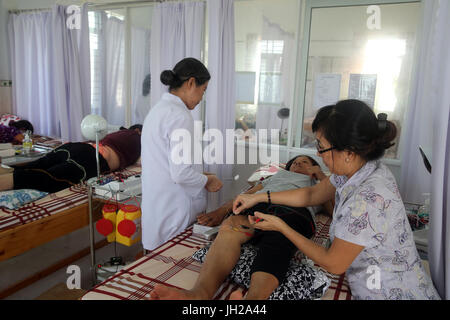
[92,13,150,127]
[399,8,433,205]
[426,0,450,300]
[52,4,91,141]
[101,15,126,126]
[204,0,236,211]
[255,16,296,139]
[8,4,90,141]
[8,11,57,137]
[131,27,151,125]
[400,0,450,299]
[150,1,205,121]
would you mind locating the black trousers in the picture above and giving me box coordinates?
[12,143,110,193]
[242,202,315,284]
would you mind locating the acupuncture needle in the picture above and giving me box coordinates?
[232,226,252,237]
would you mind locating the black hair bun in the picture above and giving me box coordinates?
[160,70,177,86]
[377,120,397,149]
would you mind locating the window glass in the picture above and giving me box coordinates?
[130,7,152,125]
[89,8,152,126]
[234,0,300,145]
[299,3,420,159]
[88,9,126,126]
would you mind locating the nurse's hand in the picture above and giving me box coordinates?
[205,174,223,192]
[232,193,262,215]
[249,211,286,233]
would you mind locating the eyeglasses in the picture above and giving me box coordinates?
[316,141,335,154]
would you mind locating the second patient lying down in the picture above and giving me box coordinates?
[150,155,334,300]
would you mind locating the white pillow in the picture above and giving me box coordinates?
[0,189,49,210]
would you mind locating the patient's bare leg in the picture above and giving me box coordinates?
[230,271,279,300]
[150,215,252,300]
[0,173,14,191]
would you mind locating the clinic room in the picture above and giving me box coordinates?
[0,0,448,304]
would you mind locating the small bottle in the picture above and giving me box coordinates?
[22,130,32,154]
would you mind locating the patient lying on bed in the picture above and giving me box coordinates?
[150,155,334,300]
[0,125,142,193]
[197,156,333,227]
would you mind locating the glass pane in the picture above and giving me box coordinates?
[89,9,126,126]
[130,7,152,125]
[88,11,103,114]
[300,3,420,159]
[234,0,300,146]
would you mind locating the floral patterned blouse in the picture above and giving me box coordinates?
[329,160,440,300]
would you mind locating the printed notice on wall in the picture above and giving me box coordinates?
[348,74,377,108]
[313,73,341,110]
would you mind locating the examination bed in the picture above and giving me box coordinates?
[81,213,352,300]
[0,163,142,262]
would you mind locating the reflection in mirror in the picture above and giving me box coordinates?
[300,3,420,159]
[234,0,300,146]
[89,7,152,127]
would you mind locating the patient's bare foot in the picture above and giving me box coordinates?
[230,289,244,300]
[197,209,226,227]
[150,284,206,300]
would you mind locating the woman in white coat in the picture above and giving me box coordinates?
[141,58,223,251]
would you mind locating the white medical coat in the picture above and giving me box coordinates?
[141,93,207,250]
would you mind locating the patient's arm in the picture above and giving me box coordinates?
[197,183,263,226]
[233,177,335,214]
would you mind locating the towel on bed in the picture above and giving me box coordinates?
[0,189,48,210]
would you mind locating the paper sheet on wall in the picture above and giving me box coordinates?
[312,74,341,110]
[348,74,377,108]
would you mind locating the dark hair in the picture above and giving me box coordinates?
[285,155,320,171]
[142,74,151,96]
[311,99,397,161]
[160,57,210,91]
[10,120,34,133]
[120,124,143,132]
[129,124,142,132]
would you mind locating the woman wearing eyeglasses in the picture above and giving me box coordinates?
[233,99,440,300]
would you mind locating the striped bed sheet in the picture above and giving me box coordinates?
[311,214,352,300]
[0,164,142,233]
[81,213,352,300]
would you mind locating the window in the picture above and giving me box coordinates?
[88,9,126,125]
[234,0,301,146]
[259,40,284,105]
[296,1,421,159]
[88,7,151,126]
[88,11,102,114]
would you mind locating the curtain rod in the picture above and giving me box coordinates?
[8,0,205,14]
[9,8,51,14]
[89,0,163,8]
[88,0,206,11]
[88,0,205,9]
[8,1,161,14]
